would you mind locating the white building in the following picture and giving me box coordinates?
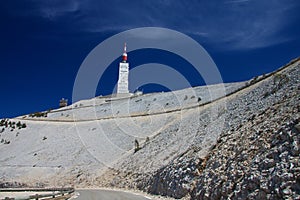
[117,43,130,94]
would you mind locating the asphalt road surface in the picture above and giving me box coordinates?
[74,189,151,200]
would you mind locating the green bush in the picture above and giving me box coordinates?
[134,139,141,153]
[29,111,48,118]
[16,121,21,127]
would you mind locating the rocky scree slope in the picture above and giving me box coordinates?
[0,72,245,187]
[97,58,300,200]
[0,58,299,200]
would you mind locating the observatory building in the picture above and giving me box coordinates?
[117,43,130,94]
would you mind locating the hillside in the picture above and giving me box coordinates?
[96,58,299,200]
[0,58,299,199]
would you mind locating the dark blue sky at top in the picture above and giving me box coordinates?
[0,0,300,118]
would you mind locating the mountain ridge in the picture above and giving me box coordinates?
[0,57,299,199]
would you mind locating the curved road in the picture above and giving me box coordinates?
[74,189,151,200]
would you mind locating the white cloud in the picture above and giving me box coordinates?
[224,0,251,4]
[185,1,298,50]
[39,1,80,20]
[11,0,299,50]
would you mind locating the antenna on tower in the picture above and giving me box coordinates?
[122,42,127,62]
[124,42,127,53]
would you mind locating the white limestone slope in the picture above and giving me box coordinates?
[0,81,246,186]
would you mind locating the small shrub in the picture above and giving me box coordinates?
[16,121,21,127]
[250,76,258,84]
[184,95,188,100]
[4,140,10,144]
[134,139,141,153]
[146,137,150,143]
[29,111,47,118]
[21,123,27,129]
[263,91,271,98]
[0,119,5,126]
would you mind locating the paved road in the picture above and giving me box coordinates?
[74,189,151,200]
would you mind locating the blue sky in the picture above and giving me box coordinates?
[0,0,300,118]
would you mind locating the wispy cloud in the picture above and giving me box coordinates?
[3,0,299,50]
[184,0,299,50]
[224,0,251,4]
[37,1,80,20]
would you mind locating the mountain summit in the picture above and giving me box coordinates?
[0,58,299,199]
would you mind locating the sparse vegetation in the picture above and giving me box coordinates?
[264,72,290,98]
[134,139,141,153]
[273,72,289,90]
[16,121,21,128]
[29,111,48,118]
[0,58,298,199]
[146,137,150,143]
[4,140,10,144]
[0,119,26,132]
[250,76,258,84]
